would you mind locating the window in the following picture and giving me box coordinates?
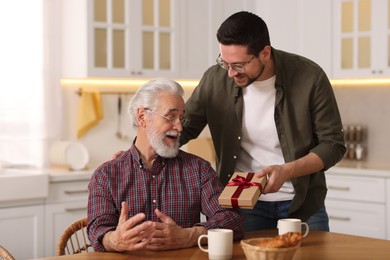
[0,0,60,167]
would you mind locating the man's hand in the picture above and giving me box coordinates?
[103,202,155,252]
[256,152,325,194]
[112,150,125,160]
[146,209,206,250]
[256,164,289,194]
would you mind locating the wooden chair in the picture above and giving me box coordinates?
[0,244,15,260]
[56,217,93,256]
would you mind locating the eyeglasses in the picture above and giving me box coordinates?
[216,54,256,73]
[145,108,190,127]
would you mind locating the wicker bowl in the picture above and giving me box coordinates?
[240,238,299,260]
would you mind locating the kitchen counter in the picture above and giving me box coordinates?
[330,160,390,177]
[47,166,93,182]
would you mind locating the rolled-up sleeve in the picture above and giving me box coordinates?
[87,168,118,251]
[199,164,244,240]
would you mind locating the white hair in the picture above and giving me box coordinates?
[128,78,184,128]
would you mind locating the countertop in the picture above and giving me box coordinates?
[330,160,390,178]
[47,166,94,182]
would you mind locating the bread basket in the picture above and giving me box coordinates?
[240,238,299,260]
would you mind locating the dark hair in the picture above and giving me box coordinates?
[216,11,271,56]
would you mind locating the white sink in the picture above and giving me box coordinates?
[0,168,49,202]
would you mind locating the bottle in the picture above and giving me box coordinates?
[355,126,363,143]
[355,144,364,160]
[348,144,355,160]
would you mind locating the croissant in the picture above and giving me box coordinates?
[254,232,303,248]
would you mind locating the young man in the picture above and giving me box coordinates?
[180,11,346,232]
[87,78,244,252]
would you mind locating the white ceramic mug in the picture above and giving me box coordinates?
[198,229,233,260]
[277,218,309,237]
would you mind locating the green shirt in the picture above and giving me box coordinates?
[180,48,346,220]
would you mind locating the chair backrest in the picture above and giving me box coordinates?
[0,245,15,260]
[56,217,93,256]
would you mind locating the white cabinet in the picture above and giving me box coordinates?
[44,180,89,256]
[255,0,333,76]
[332,0,390,78]
[387,179,390,240]
[325,168,390,239]
[179,0,256,79]
[0,204,45,259]
[62,0,179,78]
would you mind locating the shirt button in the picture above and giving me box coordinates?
[238,136,241,140]
[228,174,231,178]
[152,175,155,179]
[233,155,237,159]
[153,199,156,204]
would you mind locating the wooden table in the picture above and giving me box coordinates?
[34,230,390,260]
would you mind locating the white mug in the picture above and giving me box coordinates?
[198,229,233,260]
[277,218,309,237]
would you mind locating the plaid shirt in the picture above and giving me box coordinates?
[87,145,244,251]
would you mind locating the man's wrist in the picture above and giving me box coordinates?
[102,231,115,251]
[187,226,207,247]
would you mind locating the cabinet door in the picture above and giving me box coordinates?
[179,0,256,79]
[44,202,88,257]
[0,205,45,259]
[326,199,386,239]
[62,0,179,78]
[387,179,390,240]
[332,0,390,78]
[256,0,332,76]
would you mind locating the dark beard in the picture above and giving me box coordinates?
[245,63,266,87]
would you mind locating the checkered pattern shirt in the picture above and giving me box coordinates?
[87,144,244,251]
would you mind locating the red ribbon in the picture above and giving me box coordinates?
[226,172,262,208]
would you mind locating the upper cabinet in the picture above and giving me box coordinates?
[62,0,179,78]
[333,0,390,78]
[255,0,333,77]
[178,0,256,79]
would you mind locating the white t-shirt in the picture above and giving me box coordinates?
[235,76,295,201]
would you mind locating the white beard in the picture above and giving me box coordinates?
[147,127,180,158]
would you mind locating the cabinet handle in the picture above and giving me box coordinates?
[328,186,350,191]
[329,215,351,222]
[64,189,89,195]
[65,206,88,212]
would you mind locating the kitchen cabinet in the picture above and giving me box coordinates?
[332,0,390,78]
[387,179,390,239]
[178,0,256,79]
[0,204,45,259]
[44,180,89,256]
[255,0,333,76]
[62,0,179,79]
[325,166,390,240]
[0,169,91,258]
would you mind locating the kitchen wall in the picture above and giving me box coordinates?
[333,86,390,163]
[62,87,197,168]
[63,84,390,169]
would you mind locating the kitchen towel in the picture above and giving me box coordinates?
[77,89,103,138]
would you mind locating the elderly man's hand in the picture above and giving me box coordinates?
[102,202,155,252]
[146,209,206,250]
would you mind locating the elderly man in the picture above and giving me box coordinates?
[87,78,244,252]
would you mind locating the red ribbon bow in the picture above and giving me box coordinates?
[226,172,262,208]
